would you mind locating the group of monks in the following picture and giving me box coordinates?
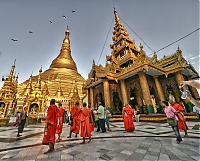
[42,98,189,154]
[42,99,94,154]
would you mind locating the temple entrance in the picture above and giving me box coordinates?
[113,91,122,113]
[94,93,105,108]
[149,86,159,113]
[166,84,177,102]
[129,88,138,109]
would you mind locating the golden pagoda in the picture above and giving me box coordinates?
[0,60,18,118]
[86,9,199,114]
[0,26,87,118]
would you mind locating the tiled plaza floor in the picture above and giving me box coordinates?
[0,121,199,161]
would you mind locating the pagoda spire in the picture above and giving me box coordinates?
[71,80,80,102]
[108,9,139,68]
[114,8,120,25]
[23,72,33,96]
[50,26,77,71]
[55,81,64,98]
[9,59,16,80]
[34,66,42,91]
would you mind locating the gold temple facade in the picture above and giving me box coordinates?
[86,9,199,114]
[0,27,87,118]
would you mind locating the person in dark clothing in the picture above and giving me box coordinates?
[17,106,28,137]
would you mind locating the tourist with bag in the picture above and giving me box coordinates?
[162,101,182,144]
[17,106,28,137]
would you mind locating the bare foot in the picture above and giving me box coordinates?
[43,149,53,154]
[80,142,85,144]
[88,138,91,143]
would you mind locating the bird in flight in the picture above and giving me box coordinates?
[49,21,53,24]
[11,39,18,41]
[72,10,76,13]
[29,31,33,33]
[62,15,66,18]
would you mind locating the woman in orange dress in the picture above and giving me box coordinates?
[122,104,135,132]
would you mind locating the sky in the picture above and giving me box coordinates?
[0,0,199,88]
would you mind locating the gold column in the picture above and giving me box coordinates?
[175,71,189,103]
[138,71,151,105]
[103,80,111,107]
[188,76,199,99]
[89,87,94,107]
[153,76,165,103]
[119,79,128,105]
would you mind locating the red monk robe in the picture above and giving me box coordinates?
[56,107,64,134]
[46,104,58,145]
[122,105,135,132]
[70,105,80,135]
[172,103,189,132]
[80,107,93,138]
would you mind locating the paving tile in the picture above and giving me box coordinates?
[0,121,199,161]
[159,153,170,160]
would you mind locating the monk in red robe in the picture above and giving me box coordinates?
[56,103,64,142]
[44,99,58,154]
[79,102,93,144]
[122,104,135,132]
[67,101,80,138]
[169,100,189,137]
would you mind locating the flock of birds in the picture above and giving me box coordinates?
[11,10,76,42]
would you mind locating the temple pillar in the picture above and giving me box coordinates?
[138,71,153,113]
[175,71,193,112]
[103,79,111,107]
[188,76,199,99]
[89,87,94,107]
[153,76,165,103]
[119,79,128,105]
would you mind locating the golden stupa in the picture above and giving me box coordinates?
[0,27,86,118]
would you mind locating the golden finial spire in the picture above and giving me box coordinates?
[9,59,16,79]
[34,67,42,90]
[22,72,33,96]
[50,26,77,71]
[114,8,120,24]
[55,81,64,98]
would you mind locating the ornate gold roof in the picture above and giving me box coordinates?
[86,9,199,87]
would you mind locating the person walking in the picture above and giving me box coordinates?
[79,102,93,144]
[63,108,68,124]
[43,99,58,154]
[67,101,81,138]
[135,109,140,122]
[163,100,182,143]
[17,105,28,137]
[56,103,64,142]
[97,102,106,133]
[105,107,111,131]
[93,108,100,131]
[12,110,21,127]
[122,104,135,132]
[169,100,189,137]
